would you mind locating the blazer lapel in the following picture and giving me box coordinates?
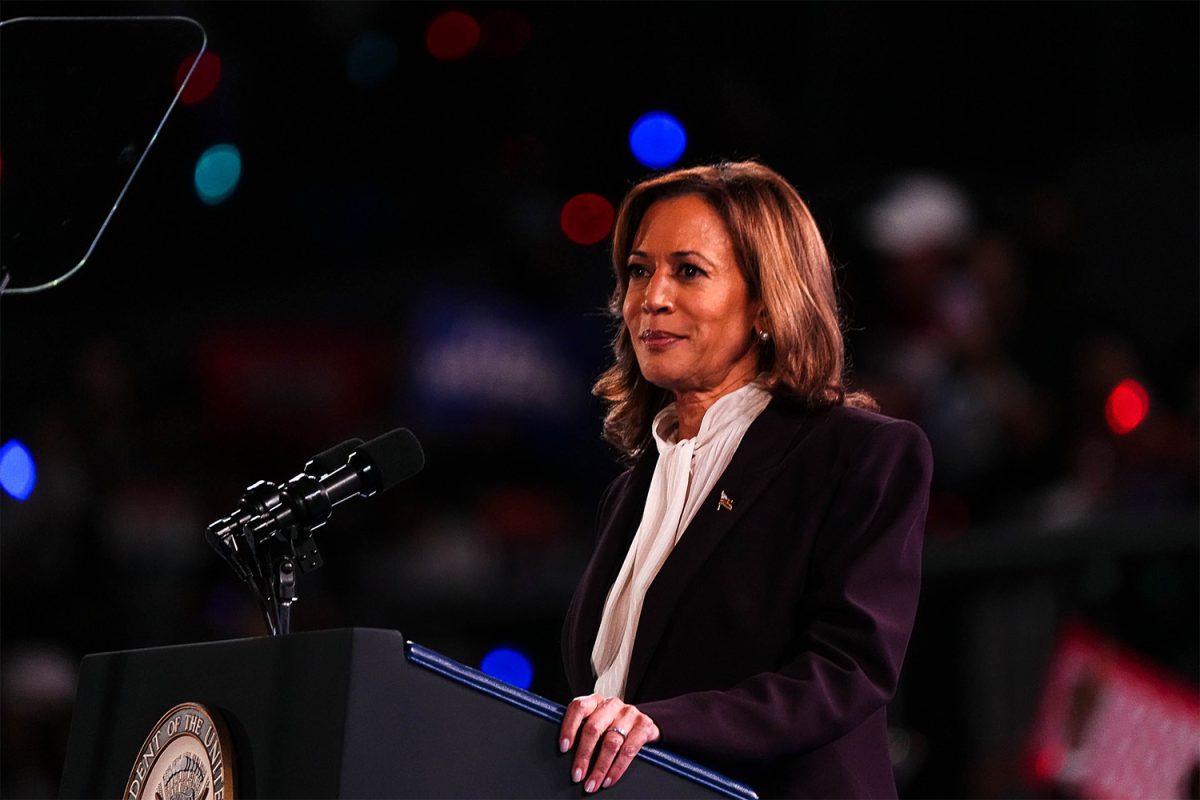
[623,399,812,701]
[568,448,658,692]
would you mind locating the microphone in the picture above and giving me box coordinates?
[205,437,365,578]
[244,428,424,543]
[305,438,366,478]
[203,429,423,636]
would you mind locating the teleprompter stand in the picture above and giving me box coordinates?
[59,628,757,799]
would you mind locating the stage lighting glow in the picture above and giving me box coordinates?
[0,440,36,501]
[560,193,615,245]
[629,111,687,169]
[426,11,481,61]
[174,51,222,105]
[481,647,533,689]
[1105,379,1149,435]
[346,33,399,88]
[194,144,242,205]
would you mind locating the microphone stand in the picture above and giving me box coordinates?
[275,556,296,636]
[236,517,324,636]
[267,525,323,636]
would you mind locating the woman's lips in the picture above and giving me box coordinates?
[639,330,684,349]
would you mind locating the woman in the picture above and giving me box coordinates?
[559,161,933,798]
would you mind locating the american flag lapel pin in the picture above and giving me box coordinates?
[718,491,733,512]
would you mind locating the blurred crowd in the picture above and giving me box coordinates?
[851,174,1198,538]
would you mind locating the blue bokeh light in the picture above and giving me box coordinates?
[629,111,687,169]
[194,143,242,205]
[481,647,534,689]
[346,32,399,88]
[0,440,37,501]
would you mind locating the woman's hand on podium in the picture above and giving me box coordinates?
[558,694,661,793]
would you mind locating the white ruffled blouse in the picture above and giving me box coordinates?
[591,381,772,698]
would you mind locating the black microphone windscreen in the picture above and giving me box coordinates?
[305,438,365,478]
[359,428,424,491]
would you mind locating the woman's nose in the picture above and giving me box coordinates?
[641,272,673,313]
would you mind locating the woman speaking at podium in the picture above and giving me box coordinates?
[559,161,933,798]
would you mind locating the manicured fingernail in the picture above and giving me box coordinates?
[572,768,582,783]
[585,780,596,793]
[560,738,570,753]
[603,778,613,788]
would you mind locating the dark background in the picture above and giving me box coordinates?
[1,3,1197,797]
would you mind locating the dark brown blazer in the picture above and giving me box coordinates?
[562,400,933,798]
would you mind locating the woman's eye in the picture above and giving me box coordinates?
[679,263,705,279]
[627,263,650,279]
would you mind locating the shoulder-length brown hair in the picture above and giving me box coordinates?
[594,160,875,458]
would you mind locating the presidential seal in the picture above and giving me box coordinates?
[125,702,235,800]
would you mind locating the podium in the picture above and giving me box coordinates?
[59,628,757,798]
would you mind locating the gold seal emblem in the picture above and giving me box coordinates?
[124,702,235,800]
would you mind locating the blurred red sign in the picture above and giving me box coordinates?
[1025,621,1199,799]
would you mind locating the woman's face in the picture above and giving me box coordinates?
[623,194,763,399]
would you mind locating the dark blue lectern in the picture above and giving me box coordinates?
[59,628,757,798]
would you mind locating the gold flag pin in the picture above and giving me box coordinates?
[718,491,734,512]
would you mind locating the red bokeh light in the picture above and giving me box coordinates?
[1104,378,1149,435]
[426,11,481,61]
[174,51,222,105]
[479,10,532,57]
[1030,743,1066,783]
[560,193,615,245]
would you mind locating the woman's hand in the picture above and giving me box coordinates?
[558,694,661,792]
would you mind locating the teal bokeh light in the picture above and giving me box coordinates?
[346,33,399,88]
[194,143,242,205]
